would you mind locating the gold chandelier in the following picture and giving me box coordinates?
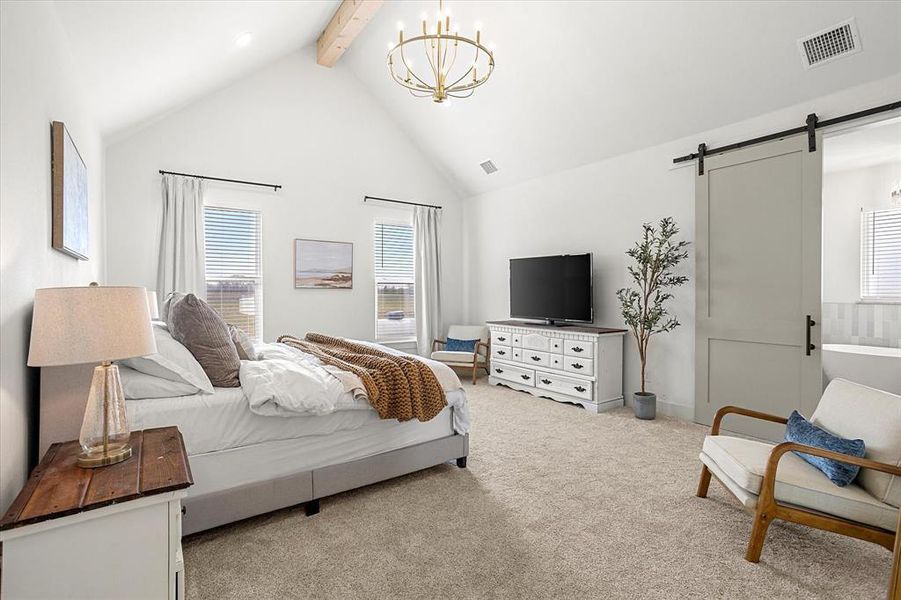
[387,0,495,103]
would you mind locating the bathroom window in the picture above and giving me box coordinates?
[860,208,901,301]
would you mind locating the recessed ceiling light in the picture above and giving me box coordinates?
[235,32,253,48]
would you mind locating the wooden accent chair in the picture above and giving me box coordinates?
[696,379,901,598]
[431,325,490,385]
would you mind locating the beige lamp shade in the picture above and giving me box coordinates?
[146,290,160,320]
[27,285,157,366]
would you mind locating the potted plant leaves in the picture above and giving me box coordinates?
[616,217,689,420]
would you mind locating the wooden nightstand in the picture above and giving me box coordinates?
[0,427,193,600]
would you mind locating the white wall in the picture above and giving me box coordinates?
[0,2,105,511]
[105,47,463,346]
[823,161,901,303]
[462,75,901,419]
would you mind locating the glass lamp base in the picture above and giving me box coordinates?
[77,444,132,468]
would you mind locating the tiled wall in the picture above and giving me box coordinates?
[822,303,901,348]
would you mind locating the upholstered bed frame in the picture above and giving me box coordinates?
[39,365,469,535]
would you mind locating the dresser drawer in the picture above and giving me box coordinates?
[549,354,563,369]
[535,372,593,400]
[521,350,550,367]
[512,348,522,361]
[549,338,563,353]
[491,362,535,386]
[512,333,522,347]
[522,332,550,352]
[491,332,512,346]
[564,339,594,358]
[564,355,593,375]
[492,345,512,360]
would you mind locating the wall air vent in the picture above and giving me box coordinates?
[480,160,498,175]
[798,18,861,69]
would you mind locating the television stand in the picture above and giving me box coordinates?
[486,321,627,413]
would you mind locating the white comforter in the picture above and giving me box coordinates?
[240,341,470,433]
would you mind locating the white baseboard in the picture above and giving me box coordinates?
[623,394,694,421]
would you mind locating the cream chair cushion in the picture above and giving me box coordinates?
[446,325,489,344]
[431,351,487,364]
[809,378,901,507]
[700,435,897,531]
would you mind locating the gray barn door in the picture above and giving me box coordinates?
[695,134,822,440]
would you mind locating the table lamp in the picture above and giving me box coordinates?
[27,283,157,467]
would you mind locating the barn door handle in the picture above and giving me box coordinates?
[806,315,816,356]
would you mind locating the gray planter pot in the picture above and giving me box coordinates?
[633,392,657,420]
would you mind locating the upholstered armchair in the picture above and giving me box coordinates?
[696,378,901,597]
[431,325,490,385]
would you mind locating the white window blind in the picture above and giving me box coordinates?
[204,206,263,339]
[374,222,415,341]
[861,207,901,300]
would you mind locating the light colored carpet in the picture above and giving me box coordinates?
[184,380,893,599]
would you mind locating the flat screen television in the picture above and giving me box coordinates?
[509,253,593,325]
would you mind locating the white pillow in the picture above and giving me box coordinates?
[118,365,201,399]
[119,324,214,393]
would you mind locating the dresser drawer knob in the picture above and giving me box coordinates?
[498,336,506,341]
[521,374,531,381]
[495,368,503,374]
[572,346,584,353]
[531,355,541,361]
[572,363,583,369]
[541,378,552,385]
[497,350,506,355]
[574,385,586,393]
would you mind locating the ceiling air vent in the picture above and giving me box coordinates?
[798,18,861,69]
[480,160,498,175]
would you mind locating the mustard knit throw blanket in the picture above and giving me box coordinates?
[277,333,447,423]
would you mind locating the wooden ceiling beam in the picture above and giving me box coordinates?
[317,0,384,67]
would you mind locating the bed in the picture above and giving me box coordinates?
[38,339,470,535]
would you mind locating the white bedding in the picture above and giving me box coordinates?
[126,387,467,456]
[126,339,470,456]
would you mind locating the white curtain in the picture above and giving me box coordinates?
[157,174,206,300]
[414,206,442,356]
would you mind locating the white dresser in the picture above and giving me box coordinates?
[487,321,627,413]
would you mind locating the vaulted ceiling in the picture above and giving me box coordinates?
[54,1,901,197]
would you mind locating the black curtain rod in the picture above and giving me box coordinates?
[673,100,901,165]
[363,195,442,210]
[159,170,281,191]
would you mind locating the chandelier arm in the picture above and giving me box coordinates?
[447,58,495,93]
[396,46,433,90]
[447,89,475,99]
[423,36,439,82]
[388,65,434,93]
[443,37,458,79]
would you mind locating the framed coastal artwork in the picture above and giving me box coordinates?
[51,121,89,260]
[294,239,353,289]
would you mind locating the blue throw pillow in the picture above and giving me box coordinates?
[784,410,865,487]
[446,338,478,352]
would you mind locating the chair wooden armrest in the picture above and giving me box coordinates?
[761,442,901,497]
[709,405,789,436]
[432,339,446,353]
[473,341,489,362]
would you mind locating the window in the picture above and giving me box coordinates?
[861,208,901,300]
[204,206,263,339]
[374,221,415,341]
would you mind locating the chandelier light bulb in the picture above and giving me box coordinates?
[474,21,483,31]
[387,41,394,51]
[396,21,404,31]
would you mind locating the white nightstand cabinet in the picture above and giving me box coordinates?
[487,321,627,413]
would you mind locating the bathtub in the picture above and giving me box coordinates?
[822,344,901,395]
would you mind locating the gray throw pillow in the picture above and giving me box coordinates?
[160,291,186,324]
[229,324,258,361]
[168,294,241,387]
